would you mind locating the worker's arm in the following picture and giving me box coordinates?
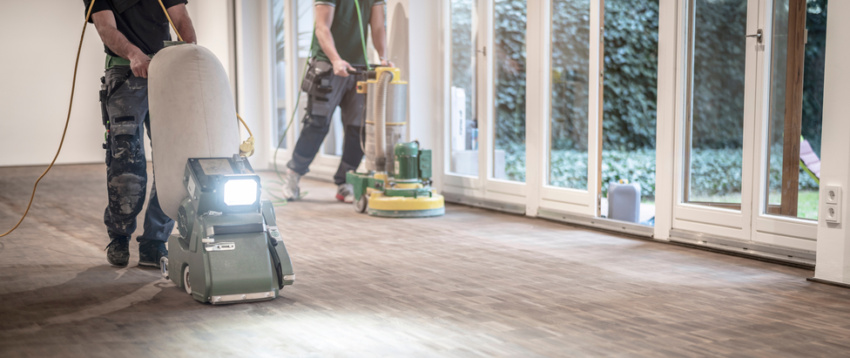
[167,4,197,44]
[315,4,353,77]
[370,4,393,67]
[91,10,151,78]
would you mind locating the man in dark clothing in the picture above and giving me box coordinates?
[84,0,196,268]
[280,0,393,203]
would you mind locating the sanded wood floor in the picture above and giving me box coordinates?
[1,163,850,357]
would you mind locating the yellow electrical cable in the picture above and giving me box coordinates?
[157,0,184,42]
[237,113,253,138]
[237,114,255,157]
[0,0,97,238]
[2,0,253,237]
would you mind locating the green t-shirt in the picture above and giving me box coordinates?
[312,0,386,65]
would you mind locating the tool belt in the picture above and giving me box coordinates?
[105,54,131,69]
[104,53,154,69]
[300,58,333,95]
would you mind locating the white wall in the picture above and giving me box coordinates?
[235,0,274,170]
[0,1,106,167]
[814,1,850,285]
[187,0,236,88]
[0,1,237,168]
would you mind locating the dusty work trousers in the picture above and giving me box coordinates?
[287,60,366,185]
[100,66,174,243]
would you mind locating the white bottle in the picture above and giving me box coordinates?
[607,179,641,223]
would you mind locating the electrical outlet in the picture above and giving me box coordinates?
[825,203,841,224]
[825,185,842,205]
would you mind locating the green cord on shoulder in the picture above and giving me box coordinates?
[354,0,371,71]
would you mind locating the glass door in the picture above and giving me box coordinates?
[674,0,824,249]
[761,0,826,221]
[483,0,528,201]
[539,0,660,228]
[271,0,289,151]
[491,0,527,184]
[748,0,826,251]
[538,0,601,217]
[443,0,528,206]
[673,0,761,239]
[598,0,659,226]
[447,0,481,180]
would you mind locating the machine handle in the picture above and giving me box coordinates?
[347,64,384,78]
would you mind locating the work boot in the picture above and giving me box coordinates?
[336,183,354,203]
[138,239,168,268]
[105,236,130,267]
[281,168,302,200]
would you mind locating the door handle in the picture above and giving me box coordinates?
[746,29,763,44]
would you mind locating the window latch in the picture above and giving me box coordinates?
[746,29,763,44]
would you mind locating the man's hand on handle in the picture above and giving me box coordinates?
[333,59,355,78]
[129,52,151,78]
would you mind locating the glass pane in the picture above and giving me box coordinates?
[321,112,344,156]
[549,0,590,190]
[449,0,479,177]
[294,0,313,149]
[765,0,827,220]
[272,0,287,149]
[685,0,747,208]
[494,0,526,182]
[297,0,313,59]
[599,0,659,226]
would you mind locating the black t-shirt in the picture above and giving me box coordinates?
[83,0,188,57]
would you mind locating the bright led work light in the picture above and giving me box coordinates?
[182,156,262,214]
[224,179,259,206]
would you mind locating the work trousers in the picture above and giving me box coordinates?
[100,66,174,243]
[287,60,366,185]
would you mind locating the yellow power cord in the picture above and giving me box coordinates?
[237,114,255,157]
[157,0,184,42]
[1,0,251,238]
[0,0,97,238]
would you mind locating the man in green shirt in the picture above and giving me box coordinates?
[281,0,393,202]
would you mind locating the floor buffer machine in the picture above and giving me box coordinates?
[346,67,445,218]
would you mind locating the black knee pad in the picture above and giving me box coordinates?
[106,173,147,218]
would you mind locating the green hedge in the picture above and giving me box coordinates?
[505,146,818,198]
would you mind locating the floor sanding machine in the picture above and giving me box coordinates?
[346,68,445,218]
[149,44,294,304]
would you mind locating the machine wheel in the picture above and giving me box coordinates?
[183,265,192,295]
[354,194,368,213]
[160,257,169,279]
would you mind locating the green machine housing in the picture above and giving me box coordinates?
[162,156,294,304]
[347,141,444,217]
[394,141,432,182]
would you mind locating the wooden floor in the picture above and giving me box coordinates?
[2,164,850,357]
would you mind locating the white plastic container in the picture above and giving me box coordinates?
[608,180,641,223]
